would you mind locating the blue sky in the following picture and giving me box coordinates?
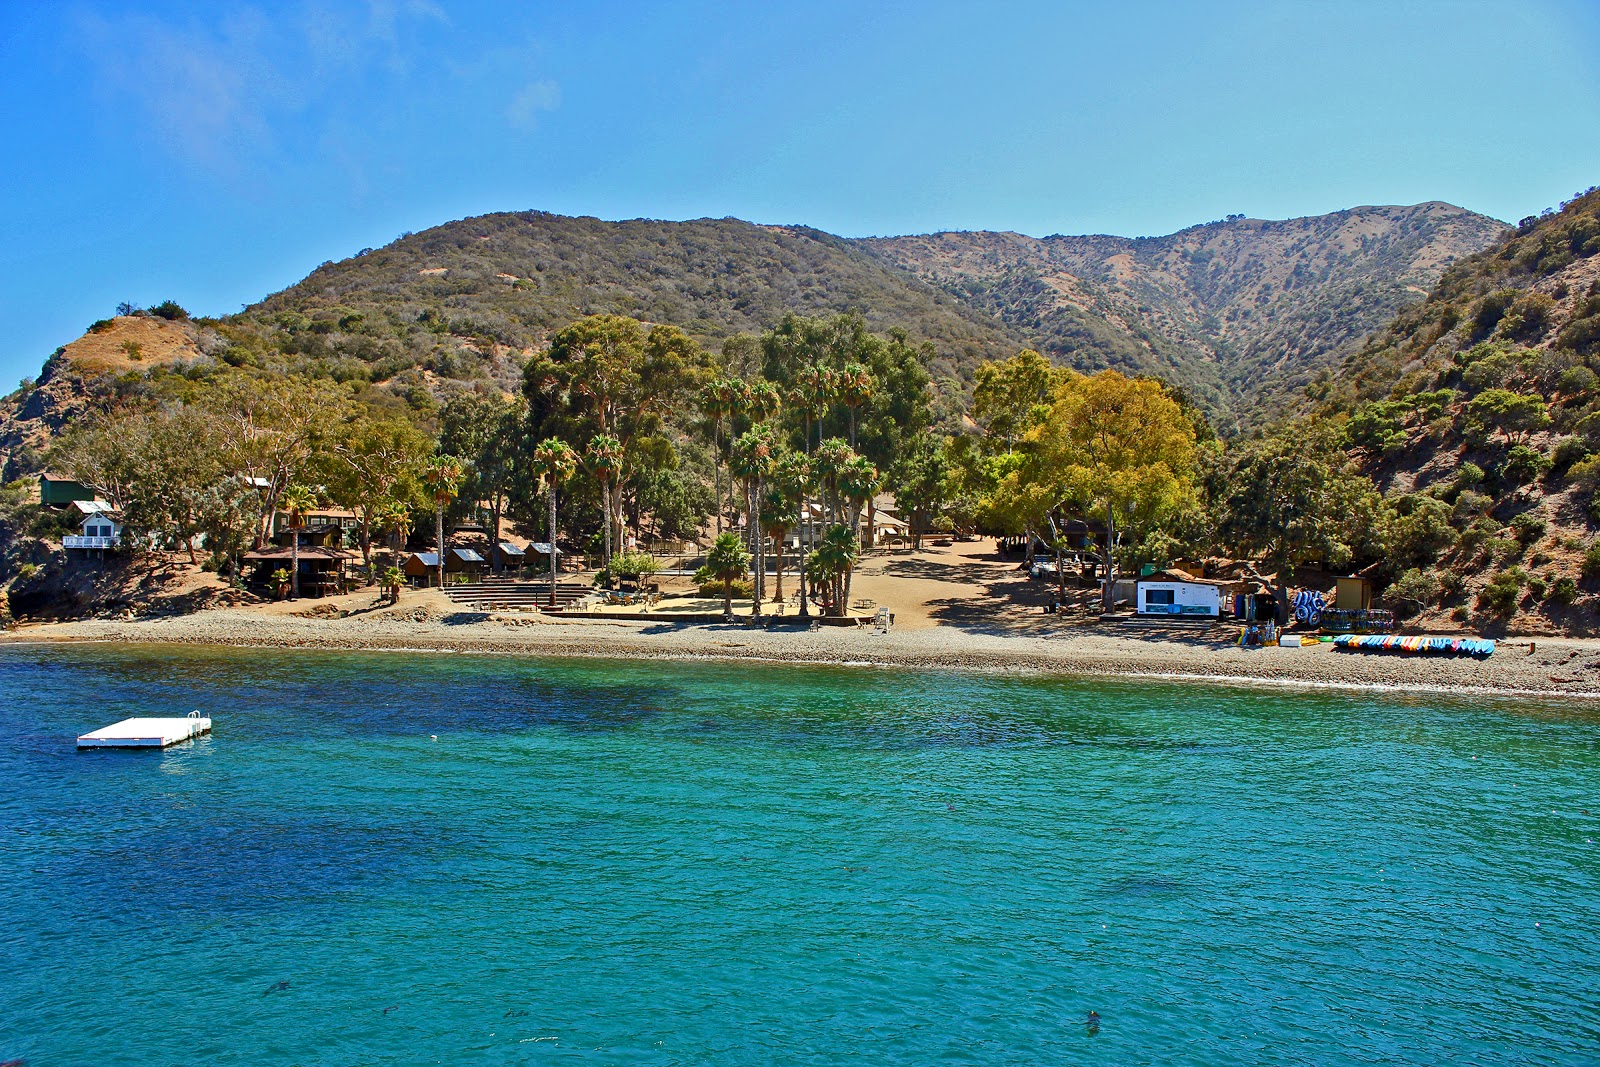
[2,0,1598,387]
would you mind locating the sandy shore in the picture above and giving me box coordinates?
[8,590,1600,699]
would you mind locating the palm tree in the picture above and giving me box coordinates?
[698,377,741,535]
[764,450,805,608]
[837,455,880,608]
[730,428,774,619]
[375,497,411,555]
[838,362,874,449]
[809,524,859,617]
[280,483,316,600]
[531,438,578,607]
[788,366,834,616]
[380,565,405,605]
[705,531,750,622]
[585,433,623,567]
[812,438,855,525]
[421,455,464,588]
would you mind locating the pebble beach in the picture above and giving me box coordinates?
[9,591,1600,699]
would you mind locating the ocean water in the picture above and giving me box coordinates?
[3,645,1599,1066]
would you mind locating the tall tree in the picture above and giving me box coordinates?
[1024,371,1198,609]
[207,375,348,548]
[730,428,775,618]
[585,433,624,567]
[321,414,430,581]
[438,393,527,567]
[524,315,710,556]
[280,483,317,600]
[973,349,1056,450]
[530,438,578,607]
[421,455,464,588]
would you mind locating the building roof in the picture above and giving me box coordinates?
[527,542,562,555]
[1137,569,1227,587]
[451,547,485,563]
[70,499,116,515]
[410,552,441,567]
[242,547,355,561]
[496,542,526,556]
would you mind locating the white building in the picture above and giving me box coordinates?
[64,501,121,550]
[1135,573,1222,617]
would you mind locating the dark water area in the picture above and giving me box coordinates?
[3,644,1600,1064]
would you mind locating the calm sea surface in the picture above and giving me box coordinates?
[3,644,1600,1066]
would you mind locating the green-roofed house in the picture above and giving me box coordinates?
[38,473,95,507]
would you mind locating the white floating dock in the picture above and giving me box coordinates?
[77,712,212,749]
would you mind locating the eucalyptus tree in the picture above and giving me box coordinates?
[438,392,527,567]
[322,414,430,581]
[420,455,464,588]
[524,315,711,558]
[585,433,624,566]
[531,438,578,606]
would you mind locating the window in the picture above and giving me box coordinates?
[1145,589,1175,606]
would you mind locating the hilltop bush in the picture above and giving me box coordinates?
[1478,568,1525,615]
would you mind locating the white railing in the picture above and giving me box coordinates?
[64,535,118,549]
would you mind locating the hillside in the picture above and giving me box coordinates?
[1318,188,1600,634]
[861,203,1505,430]
[0,202,1504,480]
[241,212,1028,399]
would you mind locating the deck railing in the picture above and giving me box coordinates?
[64,535,118,550]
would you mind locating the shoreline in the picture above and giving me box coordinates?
[9,602,1600,701]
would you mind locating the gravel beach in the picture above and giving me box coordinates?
[9,591,1600,699]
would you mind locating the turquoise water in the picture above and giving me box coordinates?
[3,646,1600,1065]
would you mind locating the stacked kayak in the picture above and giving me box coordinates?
[1332,634,1495,658]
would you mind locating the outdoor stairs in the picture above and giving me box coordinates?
[443,578,592,611]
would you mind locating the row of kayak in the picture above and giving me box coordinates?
[1332,634,1496,658]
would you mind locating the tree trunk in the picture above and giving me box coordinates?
[848,407,856,449]
[751,478,763,620]
[723,578,733,621]
[491,496,503,575]
[713,424,722,535]
[435,506,446,588]
[772,532,786,605]
[865,496,876,549]
[549,487,559,608]
[1101,506,1117,613]
[798,417,811,617]
[360,518,373,583]
[601,480,613,567]
[291,529,301,599]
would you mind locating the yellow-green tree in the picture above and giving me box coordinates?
[1019,370,1198,609]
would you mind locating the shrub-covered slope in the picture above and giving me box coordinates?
[863,203,1505,430]
[1322,188,1600,633]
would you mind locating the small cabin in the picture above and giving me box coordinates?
[1136,572,1222,617]
[403,552,441,585]
[39,473,96,508]
[64,505,122,551]
[446,547,485,578]
[491,541,526,572]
